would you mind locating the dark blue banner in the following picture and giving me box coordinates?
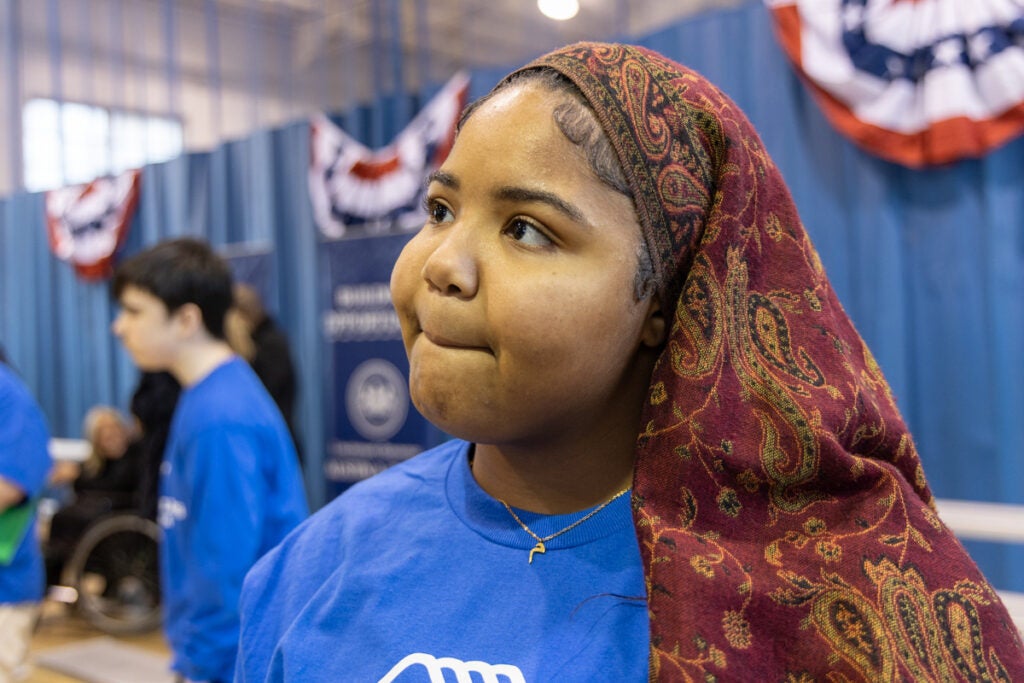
[222,244,273,303]
[320,234,443,500]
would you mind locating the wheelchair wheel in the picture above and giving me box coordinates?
[61,513,163,635]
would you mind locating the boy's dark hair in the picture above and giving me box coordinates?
[112,238,233,340]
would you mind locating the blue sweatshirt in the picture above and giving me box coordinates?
[160,358,308,682]
[237,439,649,682]
[0,363,52,604]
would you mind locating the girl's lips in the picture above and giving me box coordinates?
[422,329,490,352]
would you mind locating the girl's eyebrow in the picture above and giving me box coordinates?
[425,170,588,226]
[425,170,458,190]
[493,186,586,225]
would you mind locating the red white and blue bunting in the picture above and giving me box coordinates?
[45,169,142,281]
[309,71,470,238]
[766,0,1024,167]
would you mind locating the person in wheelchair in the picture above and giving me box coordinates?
[43,405,163,636]
[45,406,144,584]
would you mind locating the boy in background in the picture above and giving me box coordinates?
[112,238,307,683]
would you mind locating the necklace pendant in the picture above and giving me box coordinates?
[528,541,546,564]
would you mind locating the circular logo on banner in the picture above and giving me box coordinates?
[345,359,409,441]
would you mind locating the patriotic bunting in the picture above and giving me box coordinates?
[309,71,470,238]
[45,169,142,281]
[766,0,1024,167]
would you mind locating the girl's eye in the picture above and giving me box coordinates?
[505,218,553,247]
[423,197,454,224]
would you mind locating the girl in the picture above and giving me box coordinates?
[237,43,1024,681]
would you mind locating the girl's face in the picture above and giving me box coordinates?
[390,83,663,450]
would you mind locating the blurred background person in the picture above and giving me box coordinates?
[0,350,53,682]
[226,283,302,464]
[111,237,308,683]
[129,371,181,522]
[45,406,144,585]
[74,406,142,506]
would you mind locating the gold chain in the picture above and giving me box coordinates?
[499,488,630,564]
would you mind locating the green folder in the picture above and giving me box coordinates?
[0,498,36,565]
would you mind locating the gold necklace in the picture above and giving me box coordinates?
[499,488,630,564]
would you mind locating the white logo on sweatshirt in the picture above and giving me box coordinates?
[157,496,187,529]
[379,652,525,683]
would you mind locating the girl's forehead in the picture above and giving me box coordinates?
[442,83,639,232]
[468,82,564,128]
[455,87,581,165]
[449,100,543,165]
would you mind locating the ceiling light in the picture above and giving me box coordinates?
[538,0,579,21]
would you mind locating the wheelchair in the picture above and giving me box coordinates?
[46,510,163,636]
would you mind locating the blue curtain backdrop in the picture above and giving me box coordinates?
[0,0,1020,590]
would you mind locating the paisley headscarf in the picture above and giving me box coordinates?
[512,43,1024,680]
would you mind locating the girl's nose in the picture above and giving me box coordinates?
[420,225,479,299]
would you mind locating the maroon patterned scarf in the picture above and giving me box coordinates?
[517,43,1024,680]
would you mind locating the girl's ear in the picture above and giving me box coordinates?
[641,296,667,348]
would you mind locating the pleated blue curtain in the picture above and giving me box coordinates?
[0,0,1020,589]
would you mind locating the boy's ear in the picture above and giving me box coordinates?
[641,296,666,348]
[172,302,205,337]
